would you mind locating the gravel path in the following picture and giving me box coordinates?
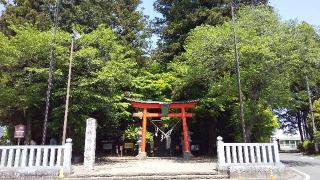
[71,157,218,177]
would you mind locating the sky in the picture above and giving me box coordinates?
[139,0,320,47]
[268,0,320,26]
[139,0,320,26]
[0,1,319,27]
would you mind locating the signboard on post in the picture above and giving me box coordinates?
[14,124,25,138]
[14,124,25,145]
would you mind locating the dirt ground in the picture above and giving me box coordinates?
[71,156,219,177]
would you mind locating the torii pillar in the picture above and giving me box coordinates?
[181,107,192,160]
[129,99,197,160]
[138,107,148,159]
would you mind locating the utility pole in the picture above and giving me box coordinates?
[231,1,247,143]
[62,37,74,145]
[306,75,319,152]
[62,31,80,145]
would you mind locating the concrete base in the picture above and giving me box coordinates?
[0,167,71,177]
[183,151,193,160]
[136,152,147,160]
[217,164,229,173]
[228,163,286,179]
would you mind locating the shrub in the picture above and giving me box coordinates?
[297,143,304,152]
[124,125,153,143]
[303,140,315,154]
[0,127,10,145]
[314,131,320,144]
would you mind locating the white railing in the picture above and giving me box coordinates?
[217,136,280,167]
[0,138,72,174]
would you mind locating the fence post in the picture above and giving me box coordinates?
[63,138,73,173]
[217,136,225,164]
[272,138,280,164]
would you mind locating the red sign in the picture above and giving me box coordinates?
[14,124,25,138]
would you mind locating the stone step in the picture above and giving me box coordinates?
[65,174,229,180]
[69,171,220,177]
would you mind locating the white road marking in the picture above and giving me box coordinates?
[291,168,310,180]
[300,156,314,160]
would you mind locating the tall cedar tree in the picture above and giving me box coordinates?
[0,0,150,52]
[0,0,53,34]
[153,0,268,65]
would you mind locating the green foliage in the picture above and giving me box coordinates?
[281,22,320,138]
[0,0,150,54]
[132,71,177,101]
[232,101,279,142]
[0,25,139,148]
[1,1,320,156]
[0,127,10,145]
[314,131,320,144]
[171,6,284,142]
[297,143,304,152]
[302,140,315,154]
[124,125,153,143]
[0,0,52,35]
[0,25,69,131]
[61,0,150,48]
[313,99,320,130]
[49,25,139,145]
[171,5,320,145]
[314,134,320,149]
[153,0,269,64]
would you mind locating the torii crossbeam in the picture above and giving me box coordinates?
[128,99,198,160]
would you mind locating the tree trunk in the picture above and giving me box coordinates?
[207,120,217,156]
[297,112,304,142]
[301,111,310,140]
[26,112,32,145]
[24,108,31,145]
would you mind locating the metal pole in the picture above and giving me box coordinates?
[62,37,74,145]
[231,1,247,143]
[306,75,319,152]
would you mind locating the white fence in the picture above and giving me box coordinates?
[0,138,72,175]
[217,136,280,168]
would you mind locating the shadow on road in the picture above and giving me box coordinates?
[281,160,320,167]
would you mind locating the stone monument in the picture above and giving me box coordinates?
[84,118,97,170]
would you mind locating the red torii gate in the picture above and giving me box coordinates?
[128,99,197,160]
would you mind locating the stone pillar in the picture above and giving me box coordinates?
[84,118,97,170]
[217,136,225,164]
[273,138,280,164]
[217,136,229,171]
[63,138,73,173]
[137,127,142,152]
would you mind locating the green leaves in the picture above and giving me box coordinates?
[171,5,320,142]
[313,99,320,129]
[153,0,268,64]
[0,24,142,146]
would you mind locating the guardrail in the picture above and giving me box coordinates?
[217,136,280,168]
[0,138,72,175]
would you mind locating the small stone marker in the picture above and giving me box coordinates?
[0,127,4,138]
[84,118,97,170]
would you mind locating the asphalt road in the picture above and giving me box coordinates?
[280,153,320,180]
